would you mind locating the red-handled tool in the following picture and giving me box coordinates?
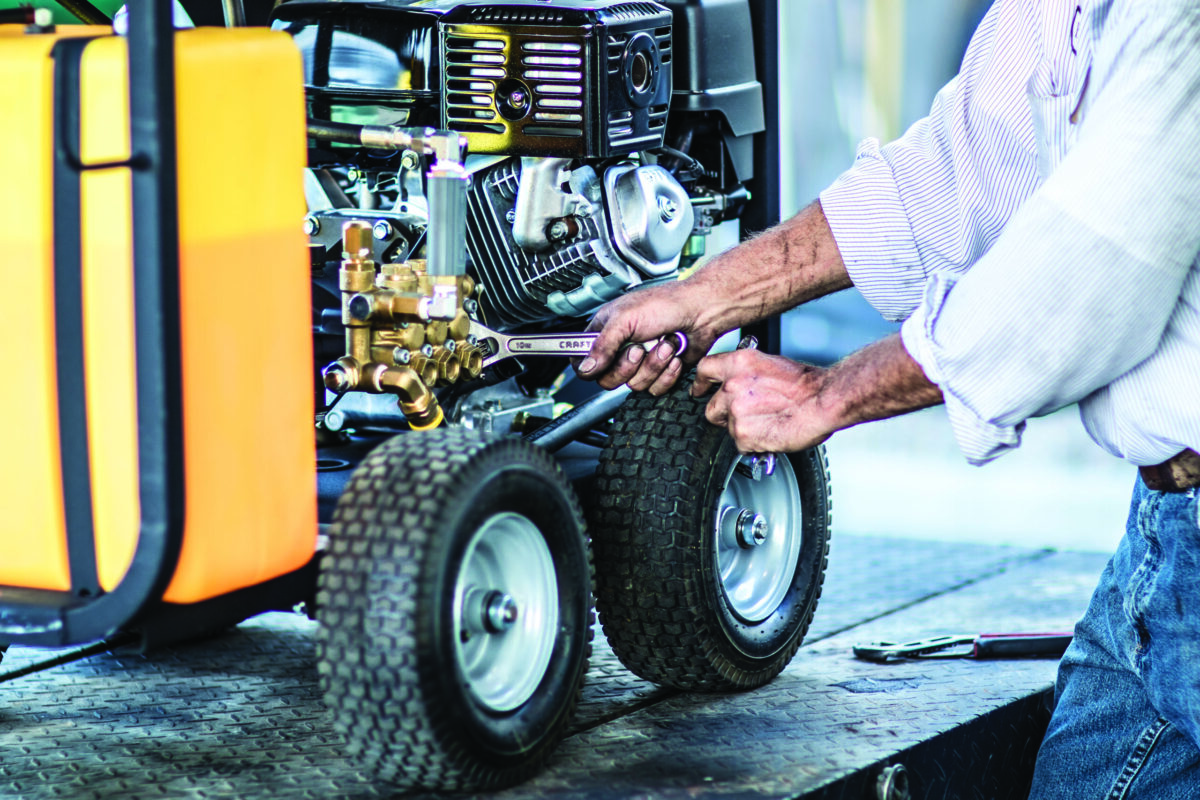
[853,632,1073,663]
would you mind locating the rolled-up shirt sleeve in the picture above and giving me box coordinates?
[901,1,1200,465]
[821,0,1042,322]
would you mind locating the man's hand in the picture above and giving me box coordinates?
[576,201,852,395]
[692,350,837,452]
[575,281,722,393]
[692,334,945,453]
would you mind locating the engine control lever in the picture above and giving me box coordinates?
[469,320,687,369]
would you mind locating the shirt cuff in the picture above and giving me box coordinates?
[819,137,927,322]
[900,274,1026,465]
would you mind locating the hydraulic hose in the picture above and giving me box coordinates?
[306,119,365,147]
[58,0,111,25]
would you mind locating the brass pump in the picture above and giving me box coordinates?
[321,221,484,430]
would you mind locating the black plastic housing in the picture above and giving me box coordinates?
[271,1,443,129]
[273,0,676,158]
[659,0,763,181]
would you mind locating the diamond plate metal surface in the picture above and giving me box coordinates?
[0,537,1109,800]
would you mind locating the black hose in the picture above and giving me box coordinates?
[307,119,364,146]
[0,7,35,23]
[58,0,110,25]
[654,144,704,177]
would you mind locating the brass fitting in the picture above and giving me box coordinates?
[425,320,449,347]
[373,365,443,430]
[457,345,484,379]
[339,221,375,296]
[448,309,471,341]
[379,263,420,293]
[349,289,425,323]
[407,353,440,386]
[323,357,361,394]
[430,346,460,386]
[340,222,377,365]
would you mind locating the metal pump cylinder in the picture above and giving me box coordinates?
[426,162,470,277]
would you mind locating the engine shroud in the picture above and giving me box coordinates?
[274,0,673,159]
[440,1,672,157]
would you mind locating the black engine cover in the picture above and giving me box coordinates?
[273,0,673,158]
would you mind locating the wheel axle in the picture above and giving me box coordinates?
[736,509,769,548]
[484,591,519,633]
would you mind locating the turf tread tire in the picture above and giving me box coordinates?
[590,380,831,691]
[317,428,593,792]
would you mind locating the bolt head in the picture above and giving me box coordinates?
[393,348,412,365]
[658,195,679,222]
[509,90,527,108]
[323,365,351,392]
[484,592,519,633]
[372,220,393,240]
[548,220,570,240]
[421,344,435,357]
[400,149,420,171]
[505,209,517,224]
[736,509,768,548]
[303,216,320,236]
[348,294,373,321]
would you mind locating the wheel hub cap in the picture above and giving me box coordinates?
[716,454,804,622]
[453,512,557,712]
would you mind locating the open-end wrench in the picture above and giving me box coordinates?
[468,320,687,370]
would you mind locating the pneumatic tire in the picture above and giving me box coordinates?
[590,380,831,691]
[317,428,593,791]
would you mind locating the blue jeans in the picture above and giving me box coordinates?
[1029,477,1200,798]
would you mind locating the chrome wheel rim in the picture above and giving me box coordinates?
[715,454,803,622]
[453,512,558,712]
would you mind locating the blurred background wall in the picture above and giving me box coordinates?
[773,0,1132,554]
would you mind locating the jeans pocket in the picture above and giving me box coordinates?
[1139,491,1200,749]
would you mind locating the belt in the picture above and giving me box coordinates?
[1140,448,1200,492]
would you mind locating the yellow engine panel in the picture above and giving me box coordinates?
[0,28,316,604]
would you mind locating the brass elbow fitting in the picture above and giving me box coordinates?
[373,365,443,430]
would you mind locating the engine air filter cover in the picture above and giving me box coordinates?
[439,1,673,158]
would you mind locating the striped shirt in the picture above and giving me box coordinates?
[819,0,1200,466]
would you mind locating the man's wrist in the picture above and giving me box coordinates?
[818,335,943,435]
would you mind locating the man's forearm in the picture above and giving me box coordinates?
[688,200,852,334]
[820,334,944,433]
[692,333,943,454]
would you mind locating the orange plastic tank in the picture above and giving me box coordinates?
[0,27,316,606]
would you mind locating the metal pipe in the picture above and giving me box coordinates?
[58,0,110,25]
[306,119,417,152]
[524,386,631,452]
[220,0,246,27]
[425,162,469,277]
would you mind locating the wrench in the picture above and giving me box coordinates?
[469,320,687,370]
